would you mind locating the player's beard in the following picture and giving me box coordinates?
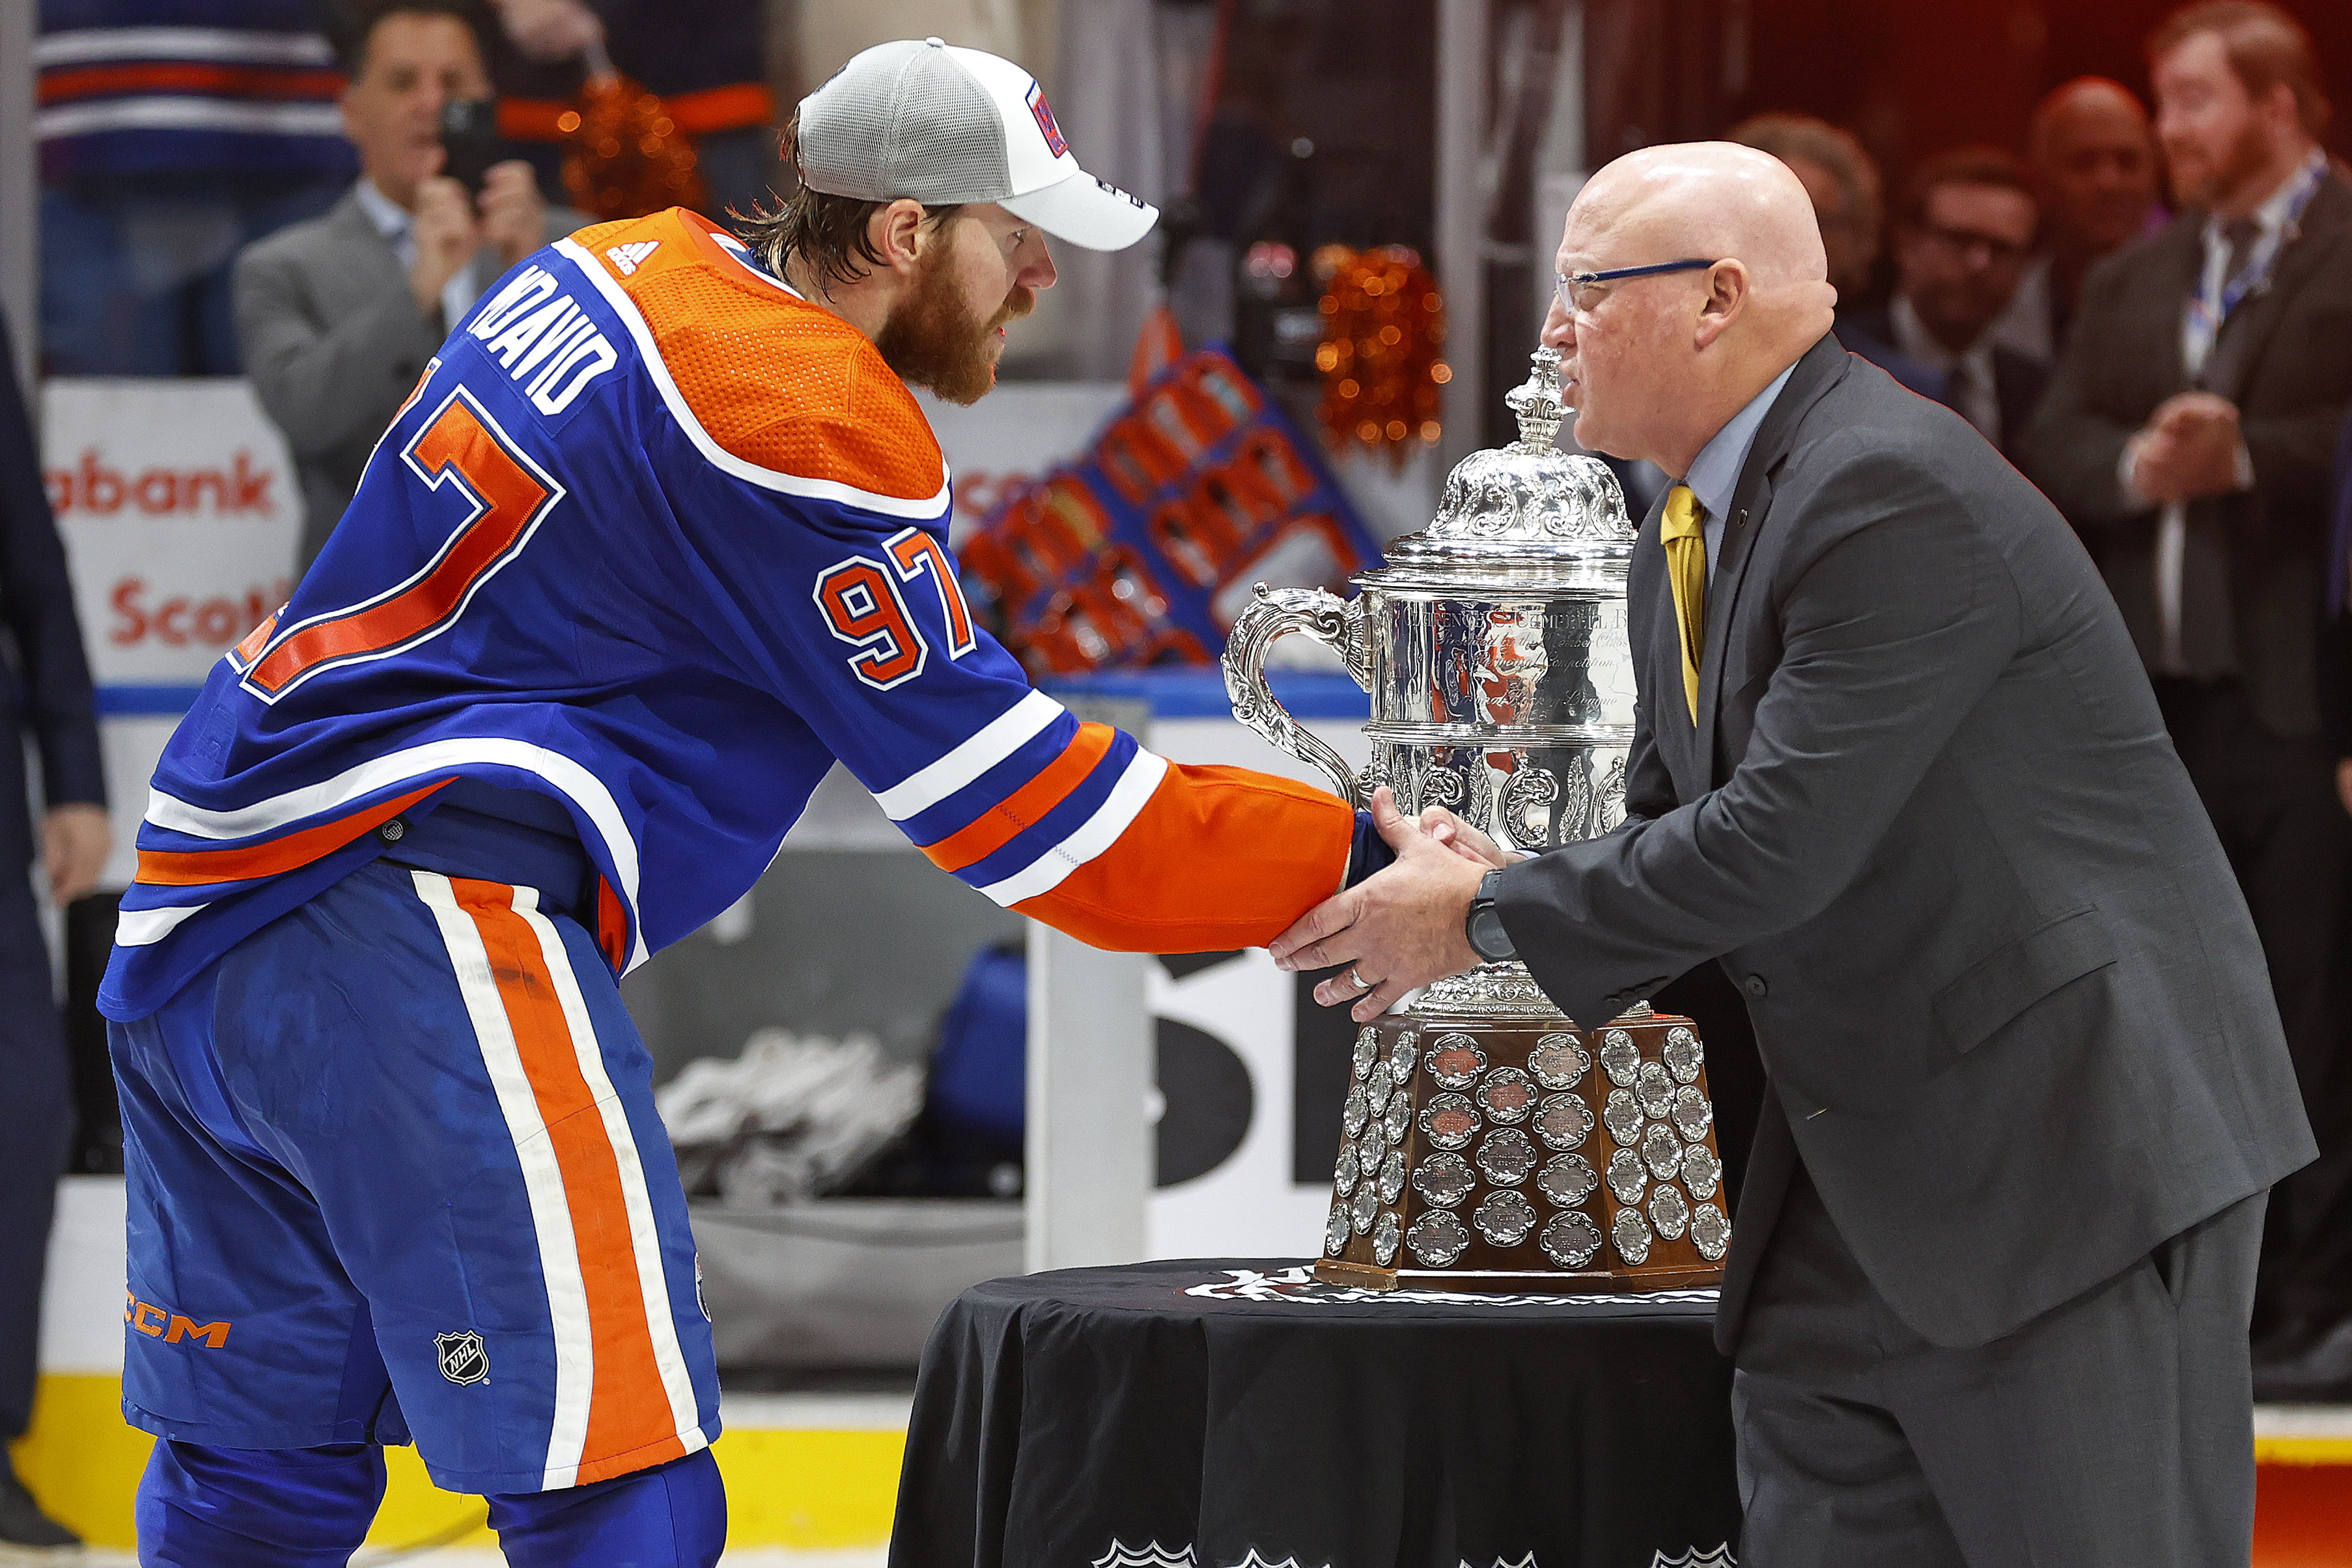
[877,247,1037,406]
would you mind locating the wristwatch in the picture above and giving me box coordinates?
[1464,868,1517,962]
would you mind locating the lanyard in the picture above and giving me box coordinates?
[2184,155,2327,375]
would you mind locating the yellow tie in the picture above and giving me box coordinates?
[1661,483,1707,723]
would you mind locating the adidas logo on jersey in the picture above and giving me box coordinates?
[606,241,660,275]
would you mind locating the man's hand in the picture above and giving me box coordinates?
[494,0,605,61]
[2129,392,2248,503]
[2337,759,2352,819]
[477,161,548,272]
[43,804,111,904]
[410,169,481,317]
[1270,787,1487,1022]
[1419,804,1513,869]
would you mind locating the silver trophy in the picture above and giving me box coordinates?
[1224,346,1728,1290]
[1223,344,1634,1022]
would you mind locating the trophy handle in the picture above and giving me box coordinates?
[1222,583,1370,809]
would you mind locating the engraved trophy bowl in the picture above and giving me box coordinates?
[1224,345,1730,1293]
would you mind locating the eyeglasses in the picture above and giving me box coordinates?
[1919,225,2030,268]
[1554,257,1720,315]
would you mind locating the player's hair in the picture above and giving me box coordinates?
[2148,0,2331,137]
[733,112,964,296]
[1894,145,2037,232]
[335,0,488,79]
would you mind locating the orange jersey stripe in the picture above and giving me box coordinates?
[663,82,775,137]
[135,781,450,887]
[38,62,344,102]
[449,879,688,1480]
[1013,764,1354,951]
[498,83,772,144]
[499,98,570,143]
[920,721,1117,875]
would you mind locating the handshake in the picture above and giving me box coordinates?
[1271,787,1523,1023]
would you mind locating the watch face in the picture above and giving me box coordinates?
[1468,906,1511,960]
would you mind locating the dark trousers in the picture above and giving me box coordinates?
[2152,677,2352,1331]
[0,878,74,1442]
[1733,1165,2264,1567]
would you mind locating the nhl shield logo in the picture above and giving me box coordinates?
[436,1330,489,1386]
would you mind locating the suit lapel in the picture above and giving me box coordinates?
[1691,333,1850,785]
[2200,174,2352,403]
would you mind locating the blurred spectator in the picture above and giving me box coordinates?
[2019,0,2352,1393]
[487,0,775,216]
[1728,112,1880,301]
[235,0,577,565]
[35,0,354,375]
[1846,147,2047,453]
[0,313,109,1550]
[1729,111,1941,399]
[1993,77,2163,363]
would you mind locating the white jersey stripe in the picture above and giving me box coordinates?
[141,736,649,970]
[35,100,346,141]
[975,748,1170,906]
[872,688,1065,822]
[514,893,707,1453]
[35,27,339,66]
[552,238,953,522]
[115,902,207,947]
[412,871,597,1490]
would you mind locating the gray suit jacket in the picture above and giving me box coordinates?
[233,186,581,565]
[1494,333,2315,1352]
[2017,173,2352,737]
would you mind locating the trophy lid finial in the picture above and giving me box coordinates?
[1392,341,1632,557]
[1503,346,1566,453]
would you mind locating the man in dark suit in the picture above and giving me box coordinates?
[0,314,110,1548]
[2017,1,2352,1384]
[1843,147,2049,455]
[1273,141,2311,1563]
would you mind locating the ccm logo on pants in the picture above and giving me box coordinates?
[126,1292,231,1347]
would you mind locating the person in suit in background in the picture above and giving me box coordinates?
[1272,139,2312,1565]
[1845,147,2049,455]
[235,0,574,566]
[2017,0,2352,1395]
[0,314,111,1549]
[1728,113,1942,401]
[1992,78,2164,365]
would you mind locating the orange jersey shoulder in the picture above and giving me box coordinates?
[571,210,945,504]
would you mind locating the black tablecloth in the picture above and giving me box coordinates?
[889,1259,1741,1568]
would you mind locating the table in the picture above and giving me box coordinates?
[889,1259,1741,1568]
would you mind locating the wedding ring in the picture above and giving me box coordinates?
[1346,966,1375,994]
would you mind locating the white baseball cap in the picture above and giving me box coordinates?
[796,37,1158,253]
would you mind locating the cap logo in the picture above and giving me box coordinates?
[1026,81,1069,160]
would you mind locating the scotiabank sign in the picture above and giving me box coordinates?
[42,379,301,686]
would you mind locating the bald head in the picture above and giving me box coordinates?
[2028,77,2158,264]
[1578,142,1834,297]
[2032,76,2149,160]
[1545,142,1838,473]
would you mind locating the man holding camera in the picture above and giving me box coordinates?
[235,0,576,565]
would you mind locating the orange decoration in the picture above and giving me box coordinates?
[1315,245,1446,468]
[561,71,707,221]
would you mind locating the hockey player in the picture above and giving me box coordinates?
[104,36,1382,1567]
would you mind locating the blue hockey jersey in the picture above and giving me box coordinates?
[101,209,1354,1020]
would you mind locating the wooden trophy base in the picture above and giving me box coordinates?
[1315,1258,1725,1294]
[1319,997,1732,1293]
